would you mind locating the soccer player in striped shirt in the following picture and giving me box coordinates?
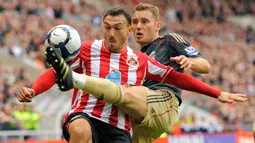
[46,7,247,143]
[18,8,247,143]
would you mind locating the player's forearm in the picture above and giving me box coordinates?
[189,57,210,74]
[164,69,221,98]
[32,68,56,96]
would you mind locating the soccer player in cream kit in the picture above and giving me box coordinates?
[18,4,247,143]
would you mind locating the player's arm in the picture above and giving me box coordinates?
[32,68,56,95]
[28,44,83,96]
[164,69,247,103]
[17,68,56,102]
[171,56,210,73]
[189,57,210,73]
[17,40,88,103]
[168,33,210,73]
[145,54,247,103]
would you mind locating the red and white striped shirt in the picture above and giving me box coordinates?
[32,39,221,135]
[68,39,172,133]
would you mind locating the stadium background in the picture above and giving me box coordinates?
[0,0,254,142]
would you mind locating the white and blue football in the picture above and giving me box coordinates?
[44,25,81,62]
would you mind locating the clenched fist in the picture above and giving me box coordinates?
[17,87,35,102]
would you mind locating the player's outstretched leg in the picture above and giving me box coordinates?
[45,46,125,104]
[45,46,149,125]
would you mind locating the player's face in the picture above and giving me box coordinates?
[103,15,131,53]
[132,10,161,47]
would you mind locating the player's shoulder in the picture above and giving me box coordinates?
[80,39,105,51]
[133,50,147,57]
[81,40,97,48]
[126,47,151,60]
[164,33,190,46]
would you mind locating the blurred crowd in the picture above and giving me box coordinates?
[0,64,40,141]
[0,0,254,135]
[0,0,102,69]
[169,113,224,134]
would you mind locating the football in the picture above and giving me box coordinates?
[44,25,81,62]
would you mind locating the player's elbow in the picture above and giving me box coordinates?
[190,57,211,74]
[202,62,211,73]
[192,61,211,74]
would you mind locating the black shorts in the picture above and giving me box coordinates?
[62,112,131,143]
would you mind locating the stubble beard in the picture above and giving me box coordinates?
[108,44,119,53]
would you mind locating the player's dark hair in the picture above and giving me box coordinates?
[103,7,131,25]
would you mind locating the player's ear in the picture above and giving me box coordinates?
[155,21,162,32]
[130,25,133,32]
[128,25,132,35]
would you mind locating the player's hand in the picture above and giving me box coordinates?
[217,92,247,104]
[170,55,192,71]
[17,87,35,102]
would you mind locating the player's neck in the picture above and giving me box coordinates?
[115,43,126,53]
[104,40,127,53]
[115,47,126,53]
[140,34,160,48]
[107,45,126,53]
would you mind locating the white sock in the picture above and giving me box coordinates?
[71,71,124,104]
[72,71,87,89]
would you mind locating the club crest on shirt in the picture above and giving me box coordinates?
[105,69,121,84]
[148,51,156,59]
[126,55,139,67]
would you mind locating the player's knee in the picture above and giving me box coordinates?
[120,86,134,104]
[69,119,92,139]
[70,126,91,137]
[121,86,147,104]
